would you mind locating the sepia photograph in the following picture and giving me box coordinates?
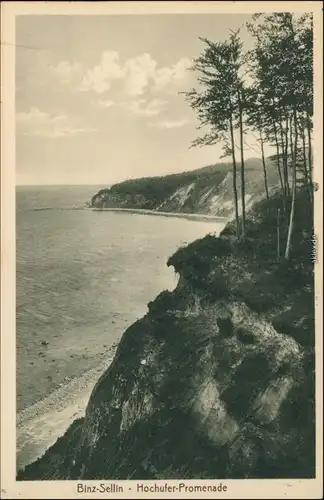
[1,1,323,498]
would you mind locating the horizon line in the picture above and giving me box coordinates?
[16,183,110,186]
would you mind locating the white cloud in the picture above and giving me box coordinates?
[80,51,124,94]
[79,51,191,97]
[123,53,157,96]
[96,99,115,108]
[123,98,167,117]
[18,51,85,92]
[152,119,189,129]
[153,57,191,91]
[80,50,124,94]
[16,107,95,138]
[49,60,83,84]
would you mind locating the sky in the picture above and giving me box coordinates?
[16,14,273,186]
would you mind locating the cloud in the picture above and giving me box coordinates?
[16,107,96,138]
[123,53,157,96]
[153,57,191,91]
[122,98,167,117]
[19,52,84,90]
[49,60,83,84]
[79,51,191,96]
[80,51,124,94]
[96,99,115,108]
[152,118,189,129]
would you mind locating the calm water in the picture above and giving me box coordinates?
[16,185,225,410]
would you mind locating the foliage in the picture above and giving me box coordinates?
[183,30,248,237]
[168,234,231,275]
[183,13,314,258]
[91,158,265,210]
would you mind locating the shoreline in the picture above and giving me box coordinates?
[29,206,229,224]
[91,207,229,223]
[17,345,118,471]
[30,207,230,223]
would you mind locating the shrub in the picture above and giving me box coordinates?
[168,234,232,276]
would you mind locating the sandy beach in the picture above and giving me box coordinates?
[91,207,228,223]
[17,345,117,470]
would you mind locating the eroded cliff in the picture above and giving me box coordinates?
[18,190,315,480]
[91,158,281,218]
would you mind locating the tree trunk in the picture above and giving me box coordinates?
[279,114,290,198]
[277,208,281,259]
[229,114,240,239]
[285,108,298,260]
[300,121,313,205]
[306,115,313,186]
[238,89,246,238]
[289,113,294,173]
[260,131,269,203]
[273,120,286,205]
[284,116,291,197]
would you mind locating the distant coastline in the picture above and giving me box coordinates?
[90,207,228,223]
[31,207,87,211]
[29,206,228,223]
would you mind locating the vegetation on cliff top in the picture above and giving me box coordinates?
[168,188,314,347]
[91,158,264,210]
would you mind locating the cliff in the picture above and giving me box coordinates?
[18,188,315,480]
[91,158,281,217]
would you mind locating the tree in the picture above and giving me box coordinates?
[184,13,313,259]
[244,84,270,203]
[183,31,246,238]
[247,13,313,259]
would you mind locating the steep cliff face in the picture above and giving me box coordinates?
[19,190,314,481]
[91,158,280,217]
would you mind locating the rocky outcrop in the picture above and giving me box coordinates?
[91,158,281,218]
[18,190,315,480]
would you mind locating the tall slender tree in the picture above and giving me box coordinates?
[184,13,313,257]
[237,85,246,236]
[183,31,246,238]
[247,13,313,259]
[245,85,270,203]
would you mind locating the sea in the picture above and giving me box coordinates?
[16,184,226,469]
